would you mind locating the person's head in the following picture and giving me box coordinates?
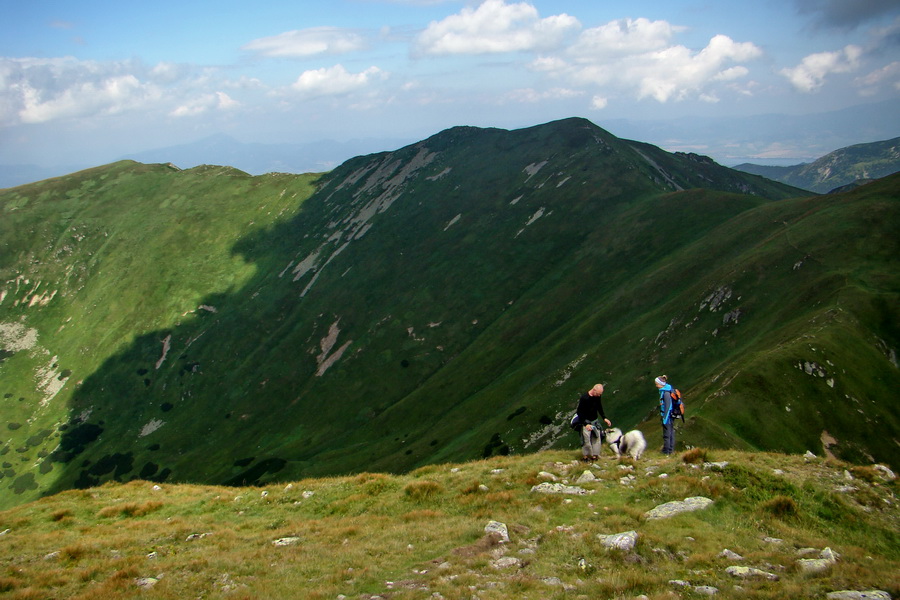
[590,383,604,396]
[654,375,667,389]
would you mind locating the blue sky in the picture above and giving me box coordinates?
[2,0,899,169]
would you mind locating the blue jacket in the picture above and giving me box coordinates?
[658,384,673,425]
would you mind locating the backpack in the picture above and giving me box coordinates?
[669,388,685,420]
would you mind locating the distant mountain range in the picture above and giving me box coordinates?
[733,136,900,193]
[2,98,897,190]
[0,118,897,509]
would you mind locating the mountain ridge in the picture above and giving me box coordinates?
[0,117,896,510]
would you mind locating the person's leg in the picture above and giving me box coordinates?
[581,426,592,459]
[662,420,674,454]
[590,429,601,459]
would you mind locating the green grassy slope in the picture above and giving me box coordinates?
[0,118,895,511]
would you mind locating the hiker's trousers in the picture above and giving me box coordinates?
[662,419,675,455]
[581,425,602,457]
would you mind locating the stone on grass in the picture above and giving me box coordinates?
[719,549,743,561]
[703,461,729,470]
[725,566,779,581]
[798,547,839,573]
[576,470,596,483]
[826,591,892,600]
[530,482,593,495]
[272,537,302,546]
[484,520,510,543]
[694,585,719,595]
[491,556,521,569]
[597,530,638,552]
[644,496,714,519]
[135,577,159,589]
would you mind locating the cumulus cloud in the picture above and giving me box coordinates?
[780,45,863,92]
[0,56,251,127]
[414,0,579,55]
[290,64,386,98]
[557,32,762,103]
[569,18,683,58]
[0,57,165,125]
[242,27,367,58]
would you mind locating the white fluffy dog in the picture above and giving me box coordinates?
[605,427,647,460]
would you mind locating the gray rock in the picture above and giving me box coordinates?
[762,536,783,544]
[669,579,691,587]
[703,461,729,470]
[719,549,743,561]
[804,451,817,459]
[644,496,714,519]
[576,470,596,483]
[491,556,521,569]
[694,585,719,595]
[185,533,212,541]
[484,520,510,543]
[530,482,593,495]
[597,530,638,552]
[537,471,558,481]
[135,577,159,589]
[798,558,833,573]
[873,465,896,481]
[272,537,302,546]
[826,591,891,600]
[725,566,779,581]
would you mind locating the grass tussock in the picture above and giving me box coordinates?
[403,480,443,501]
[761,494,799,517]
[96,500,162,518]
[681,447,709,464]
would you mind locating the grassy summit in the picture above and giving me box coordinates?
[0,448,896,599]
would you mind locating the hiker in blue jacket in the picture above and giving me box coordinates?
[655,375,675,455]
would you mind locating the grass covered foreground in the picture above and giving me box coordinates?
[0,446,896,600]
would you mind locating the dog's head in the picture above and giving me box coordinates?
[605,427,623,443]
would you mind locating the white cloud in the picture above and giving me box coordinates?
[242,27,367,58]
[170,91,239,117]
[504,87,583,102]
[590,95,608,110]
[290,64,386,98]
[855,60,900,95]
[570,18,683,58]
[1,57,164,125]
[780,45,863,92]
[560,33,761,103]
[414,0,579,55]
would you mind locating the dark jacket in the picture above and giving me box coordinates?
[576,392,606,425]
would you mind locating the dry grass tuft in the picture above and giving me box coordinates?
[50,509,74,522]
[681,447,709,464]
[761,494,798,517]
[96,500,163,518]
[403,480,443,501]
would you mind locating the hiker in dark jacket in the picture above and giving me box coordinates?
[656,375,675,455]
[577,383,611,461]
